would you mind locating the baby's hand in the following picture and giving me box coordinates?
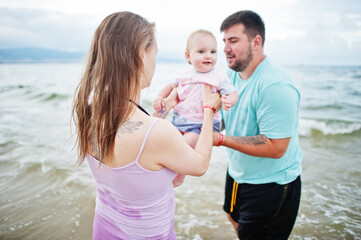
[152,96,164,111]
[222,95,232,111]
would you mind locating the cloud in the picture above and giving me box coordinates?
[0,0,360,65]
[264,0,361,65]
[0,7,96,51]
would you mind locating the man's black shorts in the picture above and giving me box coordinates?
[223,170,301,240]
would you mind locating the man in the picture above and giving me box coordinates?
[217,10,302,239]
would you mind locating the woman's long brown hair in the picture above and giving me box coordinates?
[72,12,155,165]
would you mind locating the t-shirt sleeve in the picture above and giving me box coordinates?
[257,82,300,139]
[219,74,236,95]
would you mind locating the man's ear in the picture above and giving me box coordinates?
[185,51,192,65]
[252,35,263,50]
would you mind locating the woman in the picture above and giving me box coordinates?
[72,12,221,239]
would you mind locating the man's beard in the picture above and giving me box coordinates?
[229,45,253,72]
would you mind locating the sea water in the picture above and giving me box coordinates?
[0,62,360,239]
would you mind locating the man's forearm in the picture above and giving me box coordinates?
[222,134,290,159]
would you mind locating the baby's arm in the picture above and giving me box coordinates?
[152,82,177,111]
[222,91,239,111]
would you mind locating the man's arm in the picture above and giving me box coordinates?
[215,132,290,159]
[216,81,299,159]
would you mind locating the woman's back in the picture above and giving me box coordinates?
[87,118,177,239]
[72,12,220,239]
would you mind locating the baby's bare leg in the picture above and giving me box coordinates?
[152,88,179,119]
[183,132,199,149]
[172,132,200,187]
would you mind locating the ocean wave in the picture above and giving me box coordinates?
[0,84,69,103]
[31,92,69,102]
[0,84,32,93]
[304,104,343,110]
[299,119,361,136]
[351,74,361,79]
[139,97,361,137]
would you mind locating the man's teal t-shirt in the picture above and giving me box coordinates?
[222,57,302,184]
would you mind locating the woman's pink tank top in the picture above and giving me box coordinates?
[86,118,177,239]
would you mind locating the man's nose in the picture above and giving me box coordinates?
[224,43,231,53]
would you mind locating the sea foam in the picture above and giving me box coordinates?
[299,119,361,136]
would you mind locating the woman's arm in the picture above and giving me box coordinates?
[153,85,222,176]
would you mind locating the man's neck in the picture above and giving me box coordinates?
[239,54,266,80]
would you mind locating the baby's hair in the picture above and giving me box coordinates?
[186,29,216,52]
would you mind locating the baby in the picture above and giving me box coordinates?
[153,29,239,186]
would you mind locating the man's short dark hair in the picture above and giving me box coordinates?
[220,10,265,46]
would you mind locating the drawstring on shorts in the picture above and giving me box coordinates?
[230,180,239,213]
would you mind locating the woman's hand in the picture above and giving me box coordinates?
[203,85,222,111]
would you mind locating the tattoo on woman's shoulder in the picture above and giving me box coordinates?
[117,120,143,135]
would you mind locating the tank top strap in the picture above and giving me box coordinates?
[135,118,160,163]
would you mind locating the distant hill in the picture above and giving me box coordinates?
[0,48,86,63]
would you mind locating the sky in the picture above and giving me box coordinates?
[0,0,361,65]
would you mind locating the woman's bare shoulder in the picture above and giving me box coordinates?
[148,117,184,146]
[151,117,178,134]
